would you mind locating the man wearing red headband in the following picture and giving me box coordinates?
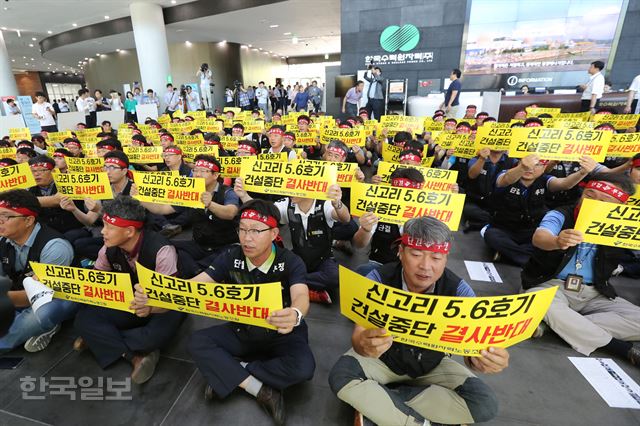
[523,173,640,364]
[63,138,84,158]
[183,199,314,424]
[267,125,297,160]
[74,195,184,384]
[330,216,508,426]
[0,189,76,354]
[483,153,597,266]
[159,145,190,176]
[134,155,240,277]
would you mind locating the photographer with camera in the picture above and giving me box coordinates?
[196,63,213,110]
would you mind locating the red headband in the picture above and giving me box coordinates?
[538,160,549,166]
[194,159,220,172]
[0,160,13,167]
[164,147,182,156]
[584,180,630,203]
[240,209,278,228]
[327,146,347,158]
[65,141,81,148]
[104,157,127,168]
[238,143,258,155]
[596,124,615,132]
[632,158,640,168]
[99,144,116,151]
[338,124,351,129]
[297,118,310,124]
[269,128,284,135]
[53,152,66,158]
[525,122,542,128]
[0,200,38,217]
[204,139,221,146]
[284,134,295,141]
[399,234,451,253]
[391,178,424,189]
[400,153,421,163]
[30,162,54,170]
[103,213,144,229]
[161,134,174,141]
[596,110,612,115]
[17,143,32,149]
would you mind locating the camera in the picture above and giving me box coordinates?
[201,63,209,72]
[233,80,243,89]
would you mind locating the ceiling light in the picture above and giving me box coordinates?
[31,37,37,41]
[241,45,247,49]
[72,23,77,27]
[252,48,258,51]
[325,53,329,59]
[185,40,192,46]
[84,57,88,60]
[171,0,177,3]
[28,44,34,47]
[22,56,26,59]
[269,24,279,28]
[16,30,21,37]
[47,30,52,34]
[104,15,109,20]
[292,36,298,44]
[30,58,34,60]
[0,27,6,31]
[248,44,252,47]
[283,32,291,36]
[258,48,262,51]
[116,49,121,52]
[11,59,15,62]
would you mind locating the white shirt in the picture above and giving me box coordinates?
[582,71,605,100]
[86,97,96,112]
[268,146,297,161]
[59,102,70,113]
[629,75,640,100]
[31,102,56,126]
[76,97,90,115]
[256,87,269,104]
[225,89,233,102]
[187,91,201,111]
[199,69,212,86]
[274,199,336,231]
[109,98,123,111]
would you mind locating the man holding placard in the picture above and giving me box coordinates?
[187,200,314,425]
[73,195,184,384]
[330,216,508,426]
[523,173,640,363]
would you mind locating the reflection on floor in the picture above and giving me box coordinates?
[1,228,639,426]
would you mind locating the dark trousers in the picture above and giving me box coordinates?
[483,226,535,267]
[173,240,227,277]
[462,199,492,229]
[332,219,359,241]
[366,98,385,120]
[74,236,104,261]
[74,305,184,368]
[188,322,315,398]
[125,112,138,123]
[87,111,97,128]
[306,257,339,291]
[41,124,58,133]
[580,99,600,112]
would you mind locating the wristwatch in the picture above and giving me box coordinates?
[292,307,303,327]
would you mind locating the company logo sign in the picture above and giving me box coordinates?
[507,75,554,86]
[380,24,420,53]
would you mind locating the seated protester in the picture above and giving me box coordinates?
[329,216,508,426]
[76,122,87,131]
[513,110,527,120]
[464,147,517,231]
[96,138,121,157]
[463,104,477,119]
[0,158,18,168]
[475,111,489,126]
[52,148,72,173]
[131,134,152,147]
[16,147,37,163]
[16,141,34,151]
[101,120,117,137]
[70,151,134,262]
[133,155,239,277]
[612,155,640,278]
[523,173,640,363]
[184,200,315,424]
[73,195,184,384]
[0,189,77,354]
[63,138,84,157]
[159,145,191,176]
[266,125,297,160]
[283,131,296,151]
[30,135,48,155]
[229,123,246,139]
[595,123,623,169]
[483,154,597,266]
[28,155,85,236]
[483,116,497,125]
[443,118,457,132]
[234,179,351,305]
[544,160,587,209]
[296,115,321,160]
[437,122,472,187]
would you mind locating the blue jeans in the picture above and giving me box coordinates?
[0,299,79,353]
[355,261,382,277]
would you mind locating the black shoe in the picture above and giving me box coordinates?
[256,385,285,426]
[627,344,640,366]
[204,384,216,401]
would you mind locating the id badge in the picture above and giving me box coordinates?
[564,274,584,292]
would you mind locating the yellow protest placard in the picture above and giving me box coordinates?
[240,158,337,200]
[54,172,113,200]
[574,198,640,250]
[628,185,640,207]
[65,157,105,173]
[219,156,244,178]
[174,133,205,145]
[179,144,219,162]
[380,115,424,136]
[46,131,73,145]
[243,121,265,134]
[376,161,458,192]
[297,160,359,188]
[9,127,31,141]
[0,162,36,190]
[453,135,478,159]
[557,112,591,121]
[257,152,288,162]
[483,122,513,129]
[75,128,102,142]
[508,128,611,161]
[320,128,366,147]
[380,143,433,166]
[591,113,640,129]
[223,107,241,115]
[434,133,471,150]
[123,146,164,163]
[543,119,596,130]
[526,107,562,117]
[136,263,283,329]
[30,262,134,312]
[0,147,17,159]
[339,266,556,356]
[221,135,242,151]
[350,182,465,230]
[132,171,206,208]
[292,131,318,146]
[198,119,224,133]
[475,126,513,151]
[424,121,445,131]
[605,133,640,157]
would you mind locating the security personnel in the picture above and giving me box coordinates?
[329,216,509,426]
[73,195,184,384]
[483,154,596,266]
[185,199,315,425]
[524,173,640,363]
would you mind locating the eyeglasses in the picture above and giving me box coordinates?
[237,227,272,237]
[0,214,27,224]
[192,168,213,175]
[30,168,51,175]
[103,165,125,172]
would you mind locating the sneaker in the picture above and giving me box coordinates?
[309,289,332,305]
[160,224,182,238]
[492,251,502,263]
[627,344,640,366]
[130,350,160,385]
[612,264,624,276]
[80,258,95,269]
[73,336,87,352]
[256,384,285,426]
[532,322,548,339]
[204,384,217,401]
[24,324,61,353]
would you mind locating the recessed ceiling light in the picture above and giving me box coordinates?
[248,44,252,47]
[116,49,121,52]
[185,40,192,46]
[72,23,77,27]
[22,56,26,59]
[0,27,6,31]
[171,0,177,3]
[47,30,52,34]
[31,37,37,41]
[292,36,298,44]
[84,57,88,60]
[11,59,15,62]
[269,24,279,28]
[283,32,291,36]
[96,53,100,56]
[30,58,34,60]
[28,44,34,47]
[104,15,109,20]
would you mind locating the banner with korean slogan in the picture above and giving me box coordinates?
[629,186,640,207]
[380,115,424,136]
[0,146,16,159]
[136,263,283,330]
[292,131,318,146]
[475,126,514,151]
[605,133,640,157]
[453,135,479,159]
[219,156,244,178]
[424,120,445,131]
[132,171,206,208]
[434,133,472,150]
[350,182,465,230]
[122,146,164,164]
[179,144,219,163]
[0,162,37,191]
[9,127,31,140]
[320,127,366,147]
[557,112,591,121]
[339,266,557,356]
[507,128,611,161]
[574,198,640,250]
[29,262,134,312]
[257,152,288,162]
[299,160,360,188]
[53,172,113,200]
[173,133,205,145]
[221,135,242,151]
[46,131,73,145]
[381,142,434,166]
[240,158,337,200]
[65,157,104,173]
[376,161,458,192]
[591,113,640,129]
[525,107,562,117]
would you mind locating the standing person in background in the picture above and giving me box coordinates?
[186,86,201,112]
[224,87,234,107]
[236,85,251,111]
[75,89,91,127]
[86,90,97,128]
[145,89,160,113]
[133,87,144,106]
[440,68,462,118]
[197,63,213,110]
[255,81,270,119]
[624,73,640,114]
[109,90,123,111]
[364,66,385,120]
[580,61,605,113]
[124,92,138,123]
[32,92,58,133]
[342,80,364,118]
[164,84,179,118]
[5,99,21,116]
[308,80,323,113]
[285,85,294,114]
[292,86,310,112]
[94,90,110,112]
[58,98,70,113]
